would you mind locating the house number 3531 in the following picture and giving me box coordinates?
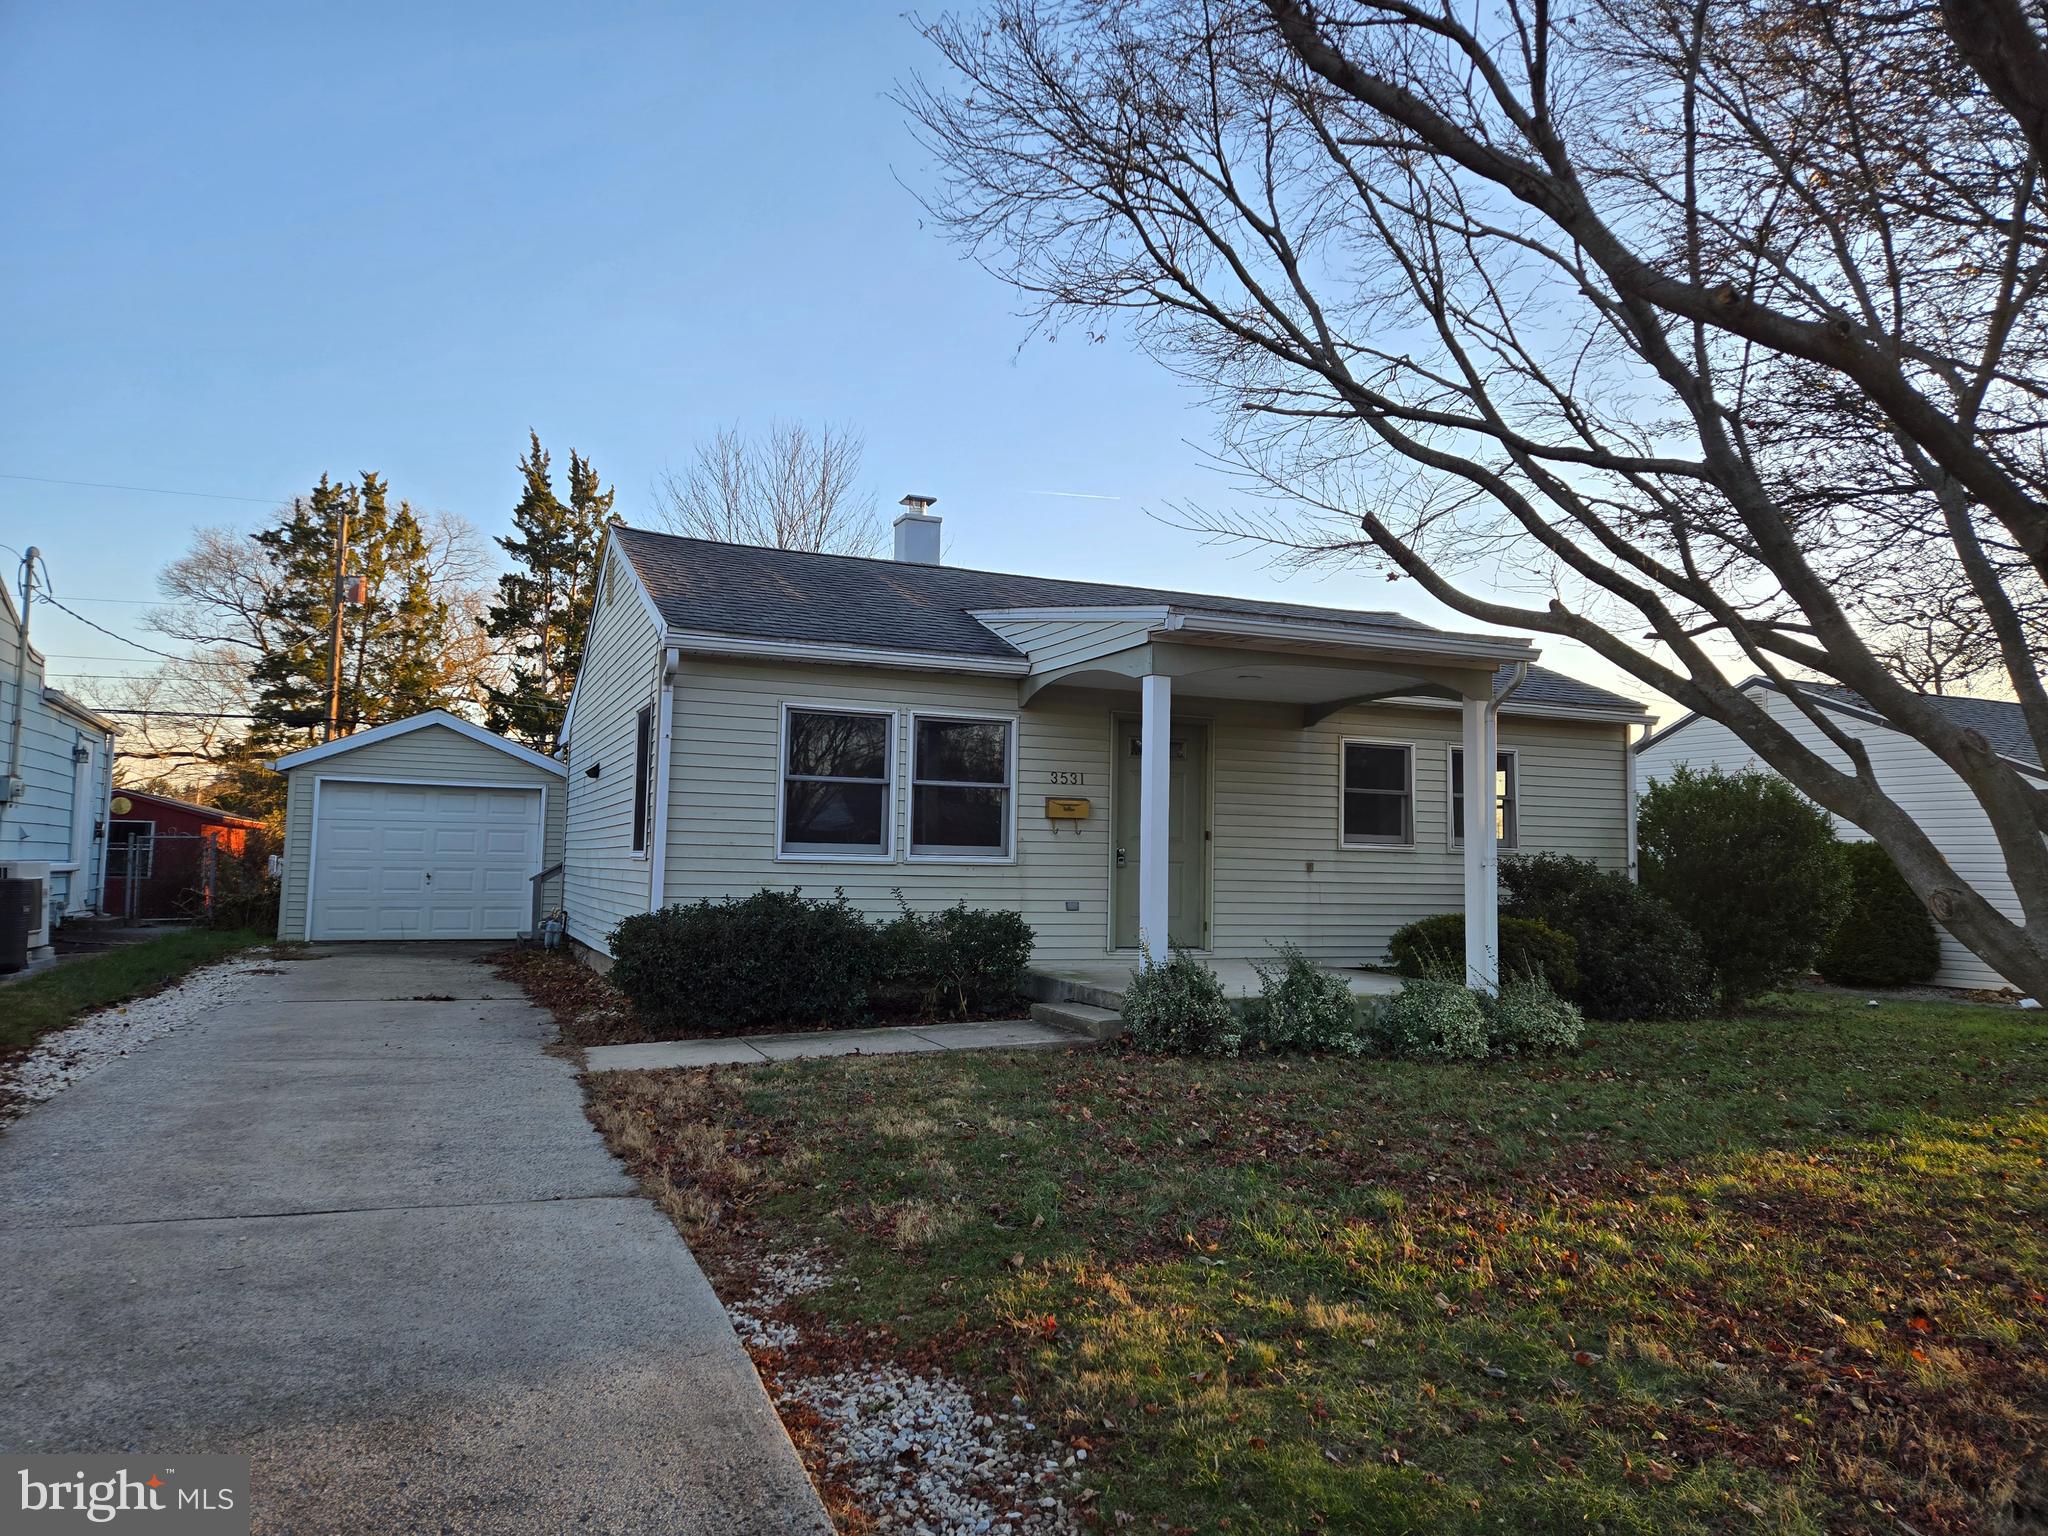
[1048,771,1086,786]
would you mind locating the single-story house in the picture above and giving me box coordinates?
[1,577,118,960]
[271,711,565,942]
[1635,677,2041,990]
[553,501,1654,987]
[102,787,268,921]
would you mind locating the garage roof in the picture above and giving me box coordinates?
[270,709,565,775]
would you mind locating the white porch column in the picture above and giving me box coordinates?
[1461,694,1500,991]
[1139,672,1173,966]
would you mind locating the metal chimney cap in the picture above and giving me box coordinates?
[898,494,938,516]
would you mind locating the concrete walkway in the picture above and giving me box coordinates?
[586,1016,1086,1072]
[0,943,830,1535]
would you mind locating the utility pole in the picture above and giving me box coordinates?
[325,504,351,743]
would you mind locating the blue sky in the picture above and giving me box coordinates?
[0,1,1637,706]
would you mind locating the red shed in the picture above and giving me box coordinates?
[104,788,268,921]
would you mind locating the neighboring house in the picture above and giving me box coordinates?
[271,711,566,942]
[101,788,267,921]
[557,501,1653,985]
[1636,677,2041,991]
[0,578,117,958]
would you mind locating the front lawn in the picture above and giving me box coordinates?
[0,928,269,1053]
[590,995,2047,1534]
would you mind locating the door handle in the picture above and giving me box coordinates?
[1115,846,1127,868]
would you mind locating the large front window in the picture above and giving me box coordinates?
[1451,748,1519,849]
[911,715,1013,858]
[781,707,894,857]
[1341,741,1413,847]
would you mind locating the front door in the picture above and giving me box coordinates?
[1113,719,1208,951]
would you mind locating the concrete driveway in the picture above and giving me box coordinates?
[0,944,830,1535]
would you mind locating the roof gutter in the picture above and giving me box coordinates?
[663,629,1031,676]
[1159,610,1539,667]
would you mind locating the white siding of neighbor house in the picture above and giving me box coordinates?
[560,549,663,952]
[1635,685,2034,990]
[0,587,115,927]
[644,653,1631,966]
[277,725,566,942]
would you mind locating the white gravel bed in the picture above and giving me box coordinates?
[721,1251,1080,1533]
[1,951,276,1112]
[785,1366,1079,1536]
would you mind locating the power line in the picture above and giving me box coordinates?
[0,471,285,505]
[31,592,190,663]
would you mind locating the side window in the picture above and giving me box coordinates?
[631,704,653,854]
[1451,748,1519,849]
[1340,741,1413,847]
[780,707,894,857]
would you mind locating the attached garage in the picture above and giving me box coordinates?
[273,711,566,942]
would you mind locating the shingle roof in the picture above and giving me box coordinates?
[612,525,1647,718]
[1792,681,2041,768]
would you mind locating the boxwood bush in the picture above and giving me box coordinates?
[609,891,1034,1035]
[609,889,876,1034]
[877,900,1035,1018]
[1385,912,1579,995]
[1501,853,1710,1021]
[1817,840,1942,987]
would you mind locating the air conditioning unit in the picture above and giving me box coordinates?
[0,860,53,954]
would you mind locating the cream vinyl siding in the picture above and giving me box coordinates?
[0,589,114,919]
[562,552,664,952]
[277,725,566,941]
[660,656,1631,966]
[1636,685,2036,989]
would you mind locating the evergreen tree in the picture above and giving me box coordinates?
[484,431,617,751]
[248,472,451,755]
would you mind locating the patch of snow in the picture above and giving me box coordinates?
[785,1365,1079,1536]
[1,952,276,1114]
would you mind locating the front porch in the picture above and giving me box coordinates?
[989,604,1537,989]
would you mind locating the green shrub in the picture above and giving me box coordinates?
[877,900,1034,1018]
[1817,841,1942,987]
[1373,977,1490,1059]
[1501,852,1709,1021]
[1122,948,1240,1056]
[1483,980,1584,1055]
[1639,766,1849,1006]
[1385,912,1580,994]
[609,889,876,1035]
[1245,944,1365,1053]
[206,843,279,932]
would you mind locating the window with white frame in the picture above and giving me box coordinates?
[1340,741,1413,847]
[910,714,1013,858]
[1450,748,1520,849]
[781,706,894,857]
[631,704,654,854]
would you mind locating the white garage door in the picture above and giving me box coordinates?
[309,780,542,941]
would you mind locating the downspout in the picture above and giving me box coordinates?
[1625,719,1644,882]
[93,728,115,912]
[646,647,680,913]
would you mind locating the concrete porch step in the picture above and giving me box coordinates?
[1031,1001,1126,1041]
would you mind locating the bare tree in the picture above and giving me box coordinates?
[653,420,883,555]
[904,0,2048,998]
